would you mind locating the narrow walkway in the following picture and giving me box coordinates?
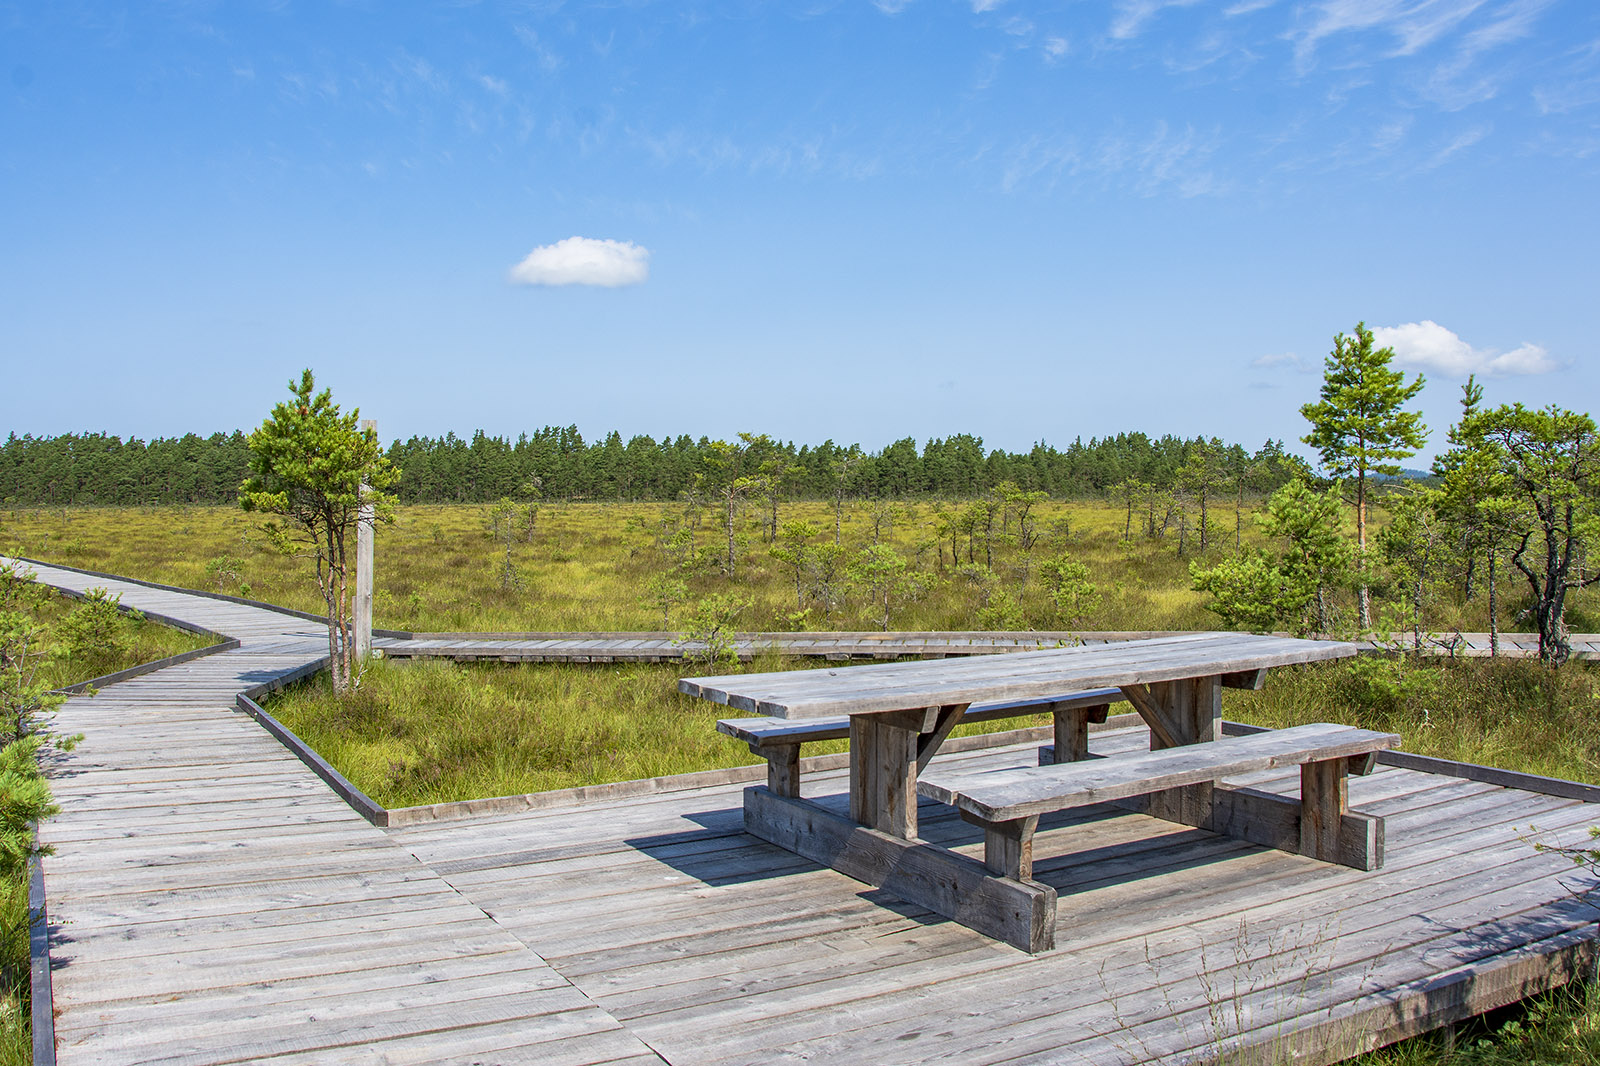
[12,559,659,1066]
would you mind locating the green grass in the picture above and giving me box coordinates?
[24,586,216,692]
[1354,984,1600,1065]
[4,499,1589,639]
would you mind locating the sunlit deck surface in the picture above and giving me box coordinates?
[388,730,1600,1065]
[14,556,1600,1066]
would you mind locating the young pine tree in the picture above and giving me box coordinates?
[1300,322,1427,631]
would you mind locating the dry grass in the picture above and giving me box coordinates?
[10,497,1586,637]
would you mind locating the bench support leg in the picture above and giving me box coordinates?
[969,814,1039,881]
[746,787,1057,953]
[1301,758,1350,862]
[765,745,801,798]
[1124,782,1385,870]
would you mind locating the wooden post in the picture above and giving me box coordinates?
[354,418,376,663]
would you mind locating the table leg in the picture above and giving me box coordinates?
[1045,703,1109,764]
[1136,676,1222,827]
[848,707,948,839]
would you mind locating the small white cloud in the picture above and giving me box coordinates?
[872,0,913,13]
[1252,351,1313,372]
[972,0,1003,11]
[509,237,650,288]
[1043,36,1070,60]
[1373,320,1558,377]
[479,74,509,96]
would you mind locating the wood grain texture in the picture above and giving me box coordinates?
[681,633,1359,719]
[919,723,1400,821]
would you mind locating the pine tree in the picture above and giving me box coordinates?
[240,371,398,694]
[1300,322,1427,630]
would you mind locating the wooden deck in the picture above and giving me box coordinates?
[12,556,1600,1065]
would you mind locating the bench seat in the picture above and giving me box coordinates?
[918,722,1401,880]
[718,688,1124,796]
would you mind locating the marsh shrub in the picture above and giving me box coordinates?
[53,587,136,676]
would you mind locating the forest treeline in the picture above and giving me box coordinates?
[0,428,1311,506]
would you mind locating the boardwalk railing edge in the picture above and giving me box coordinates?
[49,637,243,696]
[236,690,388,828]
[10,556,412,637]
[28,852,55,1066]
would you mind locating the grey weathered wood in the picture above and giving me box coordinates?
[354,418,376,663]
[717,688,1127,749]
[919,723,1399,822]
[744,786,1058,953]
[1139,783,1386,870]
[682,632,1358,719]
[1301,757,1349,862]
[849,714,920,838]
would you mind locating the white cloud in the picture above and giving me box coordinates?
[1043,36,1070,60]
[1373,320,1557,377]
[1252,351,1313,371]
[1110,0,1202,41]
[508,237,650,287]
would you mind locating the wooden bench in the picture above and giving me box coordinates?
[718,688,1124,798]
[918,722,1401,883]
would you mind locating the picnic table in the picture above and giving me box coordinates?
[681,632,1396,952]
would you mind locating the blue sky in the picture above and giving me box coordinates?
[3,0,1596,464]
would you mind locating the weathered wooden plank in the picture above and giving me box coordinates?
[919,724,1400,822]
[682,633,1357,718]
[744,786,1057,952]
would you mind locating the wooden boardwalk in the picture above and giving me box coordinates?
[12,556,1600,1065]
[14,560,660,1066]
[378,631,1600,663]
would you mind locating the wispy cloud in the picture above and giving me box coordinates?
[1109,0,1203,41]
[1290,0,1491,69]
[1252,351,1314,372]
[508,237,650,287]
[1374,320,1557,376]
[1001,121,1225,197]
[1419,123,1489,167]
[513,25,563,72]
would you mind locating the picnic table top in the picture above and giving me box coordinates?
[679,631,1358,720]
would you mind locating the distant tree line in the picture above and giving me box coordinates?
[0,427,1310,507]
